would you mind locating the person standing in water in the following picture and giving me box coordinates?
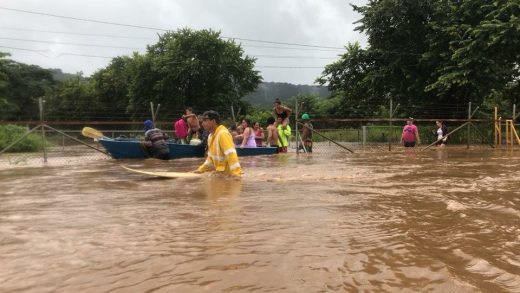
[434,120,448,147]
[143,120,170,160]
[400,117,421,147]
[300,113,313,152]
[183,107,200,141]
[277,117,291,153]
[195,111,242,176]
[266,117,279,148]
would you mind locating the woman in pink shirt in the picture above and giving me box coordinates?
[400,117,421,147]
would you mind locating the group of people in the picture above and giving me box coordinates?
[224,98,313,153]
[142,98,314,177]
[400,118,448,147]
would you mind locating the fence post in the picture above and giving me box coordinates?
[295,97,299,154]
[150,102,155,123]
[362,126,367,146]
[39,97,47,163]
[467,102,471,149]
[389,99,393,151]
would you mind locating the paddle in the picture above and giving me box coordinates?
[121,165,201,179]
[81,127,106,139]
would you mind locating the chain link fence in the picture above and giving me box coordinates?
[0,117,502,168]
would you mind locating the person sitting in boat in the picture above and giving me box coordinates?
[230,124,243,146]
[237,119,257,148]
[144,120,170,160]
[174,116,188,144]
[253,121,264,147]
[195,110,242,177]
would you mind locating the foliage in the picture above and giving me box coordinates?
[126,28,262,117]
[45,75,102,120]
[0,53,56,120]
[244,109,273,127]
[0,124,44,152]
[91,56,134,119]
[318,0,520,118]
[1,28,262,122]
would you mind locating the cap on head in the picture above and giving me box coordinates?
[301,113,310,120]
[144,119,154,131]
[201,110,220,123]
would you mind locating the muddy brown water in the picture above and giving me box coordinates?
[1,146,520,292]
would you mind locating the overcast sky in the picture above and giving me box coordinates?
[0,0,367,85]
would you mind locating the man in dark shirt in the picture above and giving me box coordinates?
[144,120,170,160]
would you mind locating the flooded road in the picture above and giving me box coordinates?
[1,146,520,292]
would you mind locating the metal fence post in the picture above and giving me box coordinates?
[362,126,367,146]
[467,102,471,149]
[389,99,393,151]
[39,97,47,163]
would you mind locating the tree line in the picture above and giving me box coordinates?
[1,1,519,123]
[318,0,520,119]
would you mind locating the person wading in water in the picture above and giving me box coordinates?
[195,111,242,177]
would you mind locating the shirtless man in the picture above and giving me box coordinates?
[183,107,200,140]
[266,116,279,148]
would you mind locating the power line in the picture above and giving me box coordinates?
[0,6,346,50]
[0,26,154,40]
[256,66,324,69]
[0,46,327,67]
[0,39,338,59]
[0,26,345,52]
[0,37,142,50]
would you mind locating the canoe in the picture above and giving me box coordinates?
[98,138,277,159]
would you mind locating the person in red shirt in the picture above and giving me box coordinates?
[400,117,421,147]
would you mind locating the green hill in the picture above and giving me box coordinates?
[242,82,330,109]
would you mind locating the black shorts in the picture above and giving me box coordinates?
[404,141,416,147]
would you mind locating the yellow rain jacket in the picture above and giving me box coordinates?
[197,125,242,176]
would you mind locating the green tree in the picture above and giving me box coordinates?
[91,56,134,120]
[318,0,520,117]
[128,28,261,117]
[0,52,55,120]
[46,75,101,120]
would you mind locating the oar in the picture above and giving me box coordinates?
[81,127,106,139]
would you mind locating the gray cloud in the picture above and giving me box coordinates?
[0,0,367,85]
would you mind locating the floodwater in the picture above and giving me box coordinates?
[1,146,520,292]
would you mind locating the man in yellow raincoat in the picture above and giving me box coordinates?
[195,110,242,176]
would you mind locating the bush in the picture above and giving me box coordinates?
[0,124,45,152]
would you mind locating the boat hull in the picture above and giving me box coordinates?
[98,138,277,159]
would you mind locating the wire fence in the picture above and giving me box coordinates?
[0,118,509,168]
[1,98,518,167]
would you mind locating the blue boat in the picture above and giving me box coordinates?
[98,138,278,159]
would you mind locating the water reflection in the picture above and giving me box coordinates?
[202,177,242,199]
